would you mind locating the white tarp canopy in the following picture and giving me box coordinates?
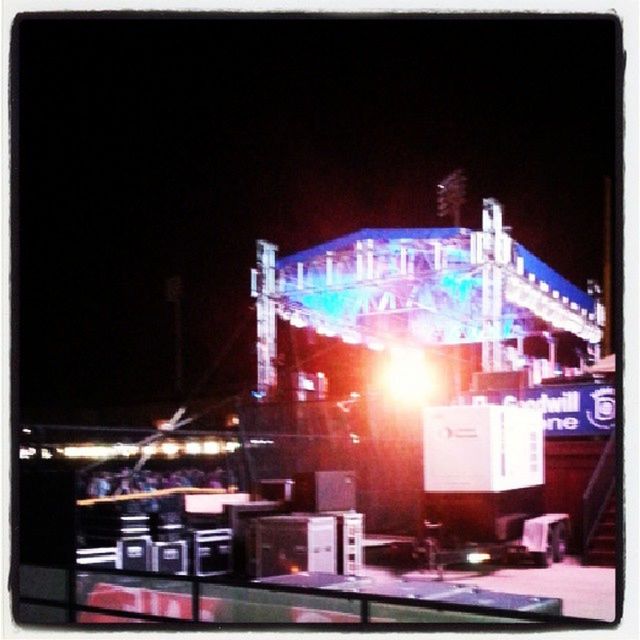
[586,353,616,374]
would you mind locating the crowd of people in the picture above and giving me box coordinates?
[78,467,235,499]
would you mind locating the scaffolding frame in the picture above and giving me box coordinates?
[251,201,604,397]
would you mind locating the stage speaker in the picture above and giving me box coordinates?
[292,471,356,513]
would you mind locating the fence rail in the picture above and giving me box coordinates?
[14,563,595,627]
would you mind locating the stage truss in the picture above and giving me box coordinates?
[252,199,604,397]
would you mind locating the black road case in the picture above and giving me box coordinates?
[116,536,152,571]
[151,540,188,575]
[191,528,232,576]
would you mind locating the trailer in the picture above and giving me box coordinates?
[418,404,570,569]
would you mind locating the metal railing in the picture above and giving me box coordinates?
[582,432,616,555]
[14,563,592,628]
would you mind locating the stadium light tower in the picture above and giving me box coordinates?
[437,169,466,227]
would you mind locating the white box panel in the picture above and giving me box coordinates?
[423,405,544,492]
[184,492,250,514]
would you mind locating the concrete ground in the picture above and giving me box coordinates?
[362,555,617,622]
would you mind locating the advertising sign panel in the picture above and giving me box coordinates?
[464,383,616,437]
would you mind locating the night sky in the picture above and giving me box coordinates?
[13,15,619,414]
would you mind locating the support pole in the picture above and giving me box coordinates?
[547,334,557,376]
[255,240,279,398]
[481,199,506,372]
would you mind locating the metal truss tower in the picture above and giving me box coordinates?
[477,198,509,372]
[251,240,278,398]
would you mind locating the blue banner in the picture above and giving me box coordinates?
[463,383,616,437]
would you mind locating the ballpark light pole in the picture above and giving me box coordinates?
[437,169,467,399]
[437,169,466,228]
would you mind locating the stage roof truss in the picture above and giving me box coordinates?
[253,202,604,394]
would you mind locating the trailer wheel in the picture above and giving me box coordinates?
[533,548,552,568]
[552,522,567,563]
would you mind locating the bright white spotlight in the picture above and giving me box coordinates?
[203,441,221,455]
[185,442,202,455]
[161,442,180,456]
[467,552,491,564]
[380,347,433,405]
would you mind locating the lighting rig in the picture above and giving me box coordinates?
[251,199,604,399]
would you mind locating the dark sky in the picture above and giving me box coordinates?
[14,15,619,412]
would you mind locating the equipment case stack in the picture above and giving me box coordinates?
[254,515,337,578]
[152,511,186,542]
[326,511,364,576]
[83,512,151,546]
[223,501,284,576]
